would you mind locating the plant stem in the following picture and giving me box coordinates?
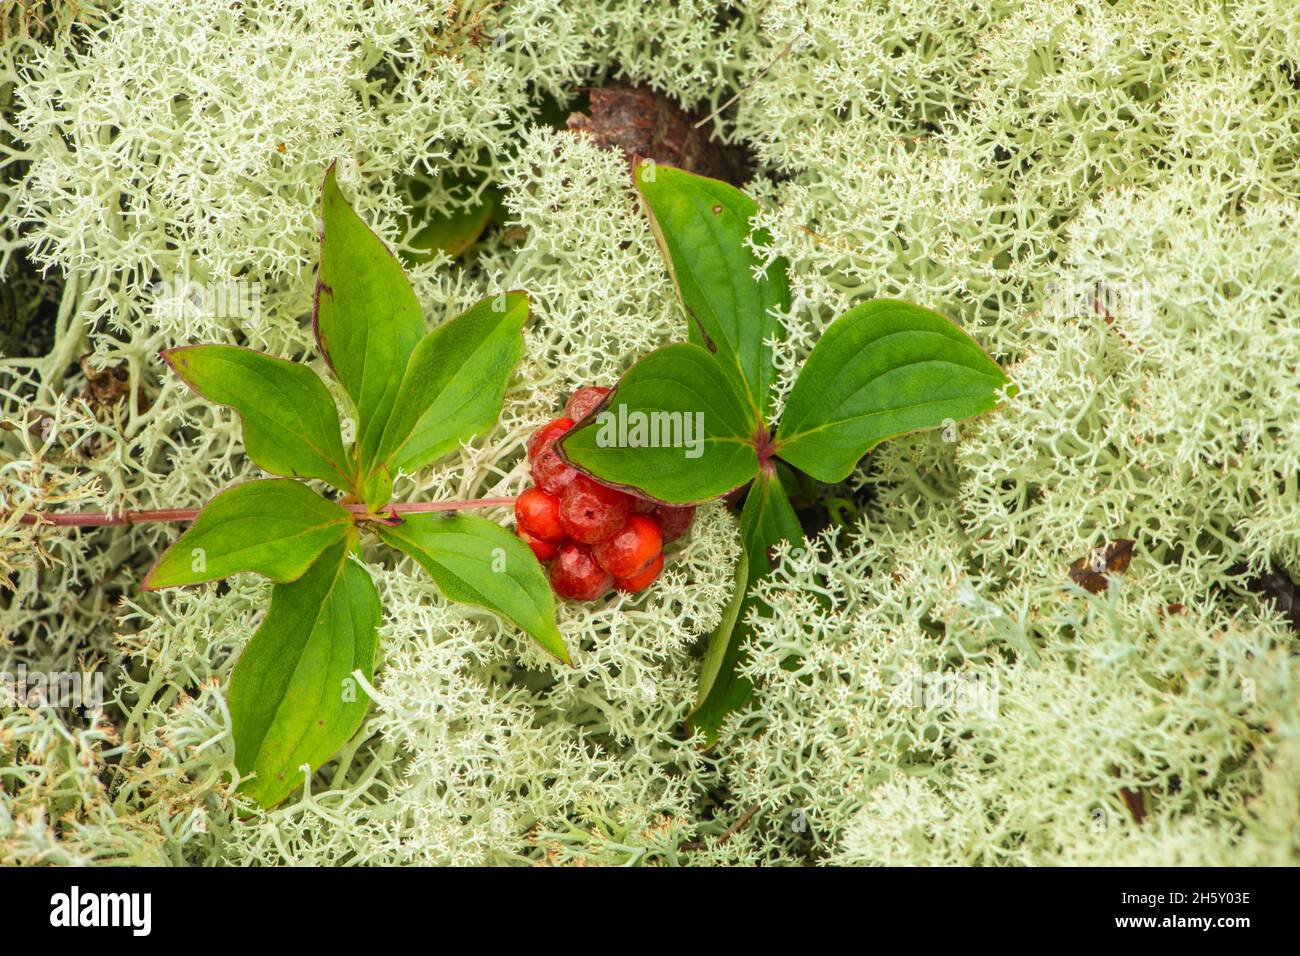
[15,496,519,528]
[367,497,518,516]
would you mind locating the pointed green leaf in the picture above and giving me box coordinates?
[229,536,379,808]
[739,469,804,586]
[376,292,527,474]
[143,479,351,589]
[775,299,1014,483]
[689,613,760,746]
[558,343,760,505]
[635,161,790,422]
[688,548,751,744]
[313,164,425,471]
[689,472,803,743]
[163,345,353,493]
[378,513,569,664]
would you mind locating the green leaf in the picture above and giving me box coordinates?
[376,292,527,474]
[398,173,500,265]
[410,198,496,261]
[775,299,1014,483]
[229,536,379,808]
[688,472,803,743]
[314,164,425,472]
[689,613,757,745]
[739,469,804,586]
[163,345,353,493]
[635,161,790,422]
[143,479,351,589]
[378,513,570,664]
[361,464,393,512]
[558,343,760,504]
[688,552,754,745]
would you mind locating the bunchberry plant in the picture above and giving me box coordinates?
[558,161,1016,740]
[142,165,567,807]
[22,160,1013,803]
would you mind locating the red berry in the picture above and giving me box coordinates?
[593,514,662,578]
[528,417,574,462]
[532,442,579,495]
[518,528,557,561]
[559,475,633,544]
[615,553,664,593]
[564,385,610,422]
[515,487,564,542]
[550,541,613,601]
[654,504,696,543]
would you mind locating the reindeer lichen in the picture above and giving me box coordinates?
[2,0,1298,865]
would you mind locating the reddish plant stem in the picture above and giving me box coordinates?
[753,425,777,475]
[368,497,518,516]
[15,496,519,528]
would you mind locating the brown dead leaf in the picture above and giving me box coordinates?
[81,358,131,409]
[80,357,150,416]
[566,84,751,186]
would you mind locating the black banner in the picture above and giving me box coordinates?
[0,866,1279,943]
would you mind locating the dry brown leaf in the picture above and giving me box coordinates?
[566,84,751,185]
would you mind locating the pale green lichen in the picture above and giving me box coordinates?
[2,0,1298,866]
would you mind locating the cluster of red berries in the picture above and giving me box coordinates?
[515,385,695,601]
